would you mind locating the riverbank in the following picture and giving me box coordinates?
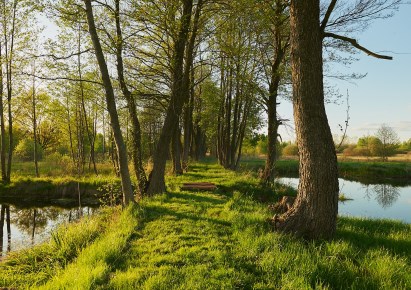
[240,157,411,185]
[1,162,410,289]
[0,176,121,207]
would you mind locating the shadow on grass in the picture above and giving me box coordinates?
[168,192,226,206]
[217,182,285,204]
[143,203,232,229]
[336,218,411,257]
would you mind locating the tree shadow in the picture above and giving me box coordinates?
[336,218,411,257]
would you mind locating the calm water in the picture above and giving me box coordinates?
[1,205,97,257]
[279,177,411,223]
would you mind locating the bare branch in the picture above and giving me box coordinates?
[21,72,103,86]
[323,32,393,60]
[321,0,338,32]
[30,49,92,61]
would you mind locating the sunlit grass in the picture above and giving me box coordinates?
[1,161,410,289]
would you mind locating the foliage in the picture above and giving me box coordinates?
[14,138,44,162]
[376,124,400,161]
[282,143,299,156]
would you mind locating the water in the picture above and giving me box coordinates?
[278,177,411,223]
[0,205,97,258]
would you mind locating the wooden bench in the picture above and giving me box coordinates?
[181,182,216,191]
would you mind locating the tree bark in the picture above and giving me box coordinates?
[84,0,134,205]
[275,0,339,240]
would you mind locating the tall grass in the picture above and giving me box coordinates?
[1,161,410,289]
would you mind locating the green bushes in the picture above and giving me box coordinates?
[14,138,44,161]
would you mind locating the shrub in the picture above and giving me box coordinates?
[14,138,44,161]
[282,144,298,156]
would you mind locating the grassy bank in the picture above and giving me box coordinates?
[240,157,411,184]
[0,176,122,207]
[1,162,410,289]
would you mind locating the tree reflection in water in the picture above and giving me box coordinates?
[372,184,400,208]
[1,205,96,257]
[361,184,401,208]
[0,205,11,257]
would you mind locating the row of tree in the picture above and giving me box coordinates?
[0,0,403,239]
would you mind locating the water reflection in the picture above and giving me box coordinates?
[0,205,11,256]
[1,204,96,257]
[372,184,400,208]
[278,177,411,223]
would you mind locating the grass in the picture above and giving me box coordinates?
[1,162,410,289]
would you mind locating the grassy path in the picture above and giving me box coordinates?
[1,163,411,289]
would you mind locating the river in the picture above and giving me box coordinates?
[0,205,97,258]
[279,177,411,223]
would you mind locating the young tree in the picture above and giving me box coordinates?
[83,0,134,205]
[146,0,195,195]
[376,124,399,161]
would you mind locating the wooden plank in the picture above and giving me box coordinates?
[181,182,216,191]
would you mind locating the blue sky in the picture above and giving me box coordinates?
[278,3,411,142]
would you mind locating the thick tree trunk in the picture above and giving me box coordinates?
[275,0,339,240]
[84,0,134,205]
[147,0,194,195]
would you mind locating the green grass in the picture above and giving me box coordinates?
[11,160,115,178]
[1,162,410,289]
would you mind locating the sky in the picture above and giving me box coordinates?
[278,3,411,143]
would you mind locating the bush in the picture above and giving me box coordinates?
[14,138,44,161]
[282,144,298,156]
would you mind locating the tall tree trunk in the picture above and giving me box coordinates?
[3,0,18,183]
[32,63,39,178]
[84,0,134,205]
[275,0,339,240]
[0,205,4,254]
[262,1,289,185]
[181,0,203,171]
[77,24,97,175]
[114,0,147,196]
[147,0,194,195]
[0,43,6,182]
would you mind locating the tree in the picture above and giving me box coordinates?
[146,0,195,195]
[113,0,148,195]
[376,124,399,161]
[275,0,398,239]
[274,0,339,239]
[83,0,134,205]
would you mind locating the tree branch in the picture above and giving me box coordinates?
[323,32,393,60]
[30,49,92,61]
[321,0,338,32]
[21,72,103,85]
